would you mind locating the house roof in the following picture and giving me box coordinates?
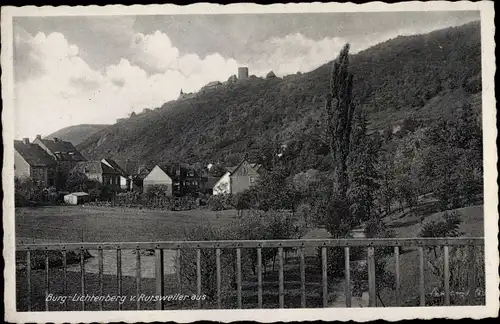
[250,163,262,170]
[133,167,151,181]
[69,192,89,197]
[14,140,56,167]
[72,161,120,175]
[38,139,86,161]
[102,158,129,177]
[225,159,264,176]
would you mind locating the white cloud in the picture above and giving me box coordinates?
[130,30,239,86]
[131,31,180,72]
[248,33,347,77]
[14,30,241,139]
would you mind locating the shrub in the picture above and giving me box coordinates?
[419,211,464,238]
[207,194,234,211]
[413,211,484,305]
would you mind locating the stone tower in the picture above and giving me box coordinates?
[238,67,249,79]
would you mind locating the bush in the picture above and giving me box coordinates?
[207,194,234,211]
[419,211,464,238]
[15,177,58,206]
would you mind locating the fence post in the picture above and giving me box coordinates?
[45,252,50,311]
[155,249,164,310]
[300,247,306,308]
[196,249,202,309]
[344,247,351,307]
[367,247,376,307]
[257,247,263,308]
[443,246,450,305]
[321,246,328,307]
[278,247,285,308]
[394,246,401,306]
[418,246,425,306]
[216,248,221,309]
[236,248,242,309]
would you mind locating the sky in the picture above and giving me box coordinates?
[12,11,480,140]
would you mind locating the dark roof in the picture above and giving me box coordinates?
[101,162,120,174]
[72,161,120,175]
[133,168,151,181]
[225,159,264,175]
[102,158,129,177]
[38,139,86,161]
[14,141,56,167]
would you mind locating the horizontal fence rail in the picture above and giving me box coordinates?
[16,237,484,311]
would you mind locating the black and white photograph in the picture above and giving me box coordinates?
[2,2,497,322]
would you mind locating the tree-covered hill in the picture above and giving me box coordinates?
[77,21,481,170]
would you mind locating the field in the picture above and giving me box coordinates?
[15,203,485,310]
[15,205,240,243]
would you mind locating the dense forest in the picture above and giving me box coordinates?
[77,22,481,175]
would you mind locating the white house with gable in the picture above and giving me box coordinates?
[143,165,173,195]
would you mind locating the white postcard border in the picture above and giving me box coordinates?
[2,1,497,323]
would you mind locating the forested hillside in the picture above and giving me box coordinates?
[77,21,481,172]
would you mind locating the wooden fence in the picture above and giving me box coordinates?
[16,237,484,310]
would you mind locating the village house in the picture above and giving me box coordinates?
[14,138,57,187]
[213,159,265,195]
[101,158,133,191]
[71,161,121,188]
[161,163,206,196]
[142,165,173,195]
[33,135,86,189]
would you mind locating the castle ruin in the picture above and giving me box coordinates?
[238,67,249,80]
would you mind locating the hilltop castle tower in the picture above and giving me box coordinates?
[238,67,249,79]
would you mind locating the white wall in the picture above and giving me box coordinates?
[213,172,231,195]
[143,165,173,195]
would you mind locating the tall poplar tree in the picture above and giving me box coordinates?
[325,44,356,199]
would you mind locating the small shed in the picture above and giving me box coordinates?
[64,192,90,205]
